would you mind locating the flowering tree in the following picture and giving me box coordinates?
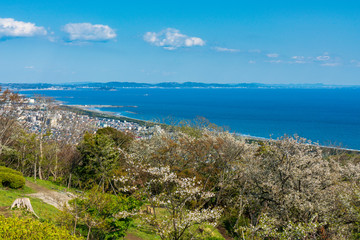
[239,213,320,239]
[237,136,336,227]
[140,166,222,240]
[113,129,257,239]
[114,160,223,240]
[231,135,360,238]
[126,130,360,239]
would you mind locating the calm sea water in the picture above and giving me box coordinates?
[20,88,360,150]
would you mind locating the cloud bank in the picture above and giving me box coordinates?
[63,23,116,41]
[144,28,205,50]
[0,18,47,38]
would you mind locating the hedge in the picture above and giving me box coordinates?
[0,216,83,240]
[0,167,25,189]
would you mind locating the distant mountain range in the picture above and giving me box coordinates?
[1,82,359,90]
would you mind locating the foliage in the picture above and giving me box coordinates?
[96,127,134,150]
[74,132,120,190]
[0,166,23,176]
[60,188,141,240]
[0,131,37,177]
[0,166,25,189]
[0,215,83,240]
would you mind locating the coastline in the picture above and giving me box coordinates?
[58,104,156,127]
[61,104,360,154]
[17,88,360,152]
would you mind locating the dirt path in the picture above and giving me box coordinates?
[26,181,75,209]
[125,233,143,240]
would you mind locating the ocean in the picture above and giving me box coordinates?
[19,88,360,150]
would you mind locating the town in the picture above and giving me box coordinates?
[6,97,159,144]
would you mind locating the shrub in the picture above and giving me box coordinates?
[0,166,23,176]
[0,167,25,189]
[0,215,83,239]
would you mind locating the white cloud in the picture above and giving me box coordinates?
[287,54,341,66]
[291,56,304,60]
[0,18,47,38]
[63,23,116,41]
[143,28,205,49]
[267,53,279,58]
[248,60,256,64]
[213,47,240,53]
[316,55,330,61]
[314,53,341,66]
[290,56,307,64]
[24,66,34,69]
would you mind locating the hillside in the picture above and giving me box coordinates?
[0,178,226,240]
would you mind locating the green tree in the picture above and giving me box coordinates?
[60,188,141,240]
[96,127,133,151]
[74,132,119,191]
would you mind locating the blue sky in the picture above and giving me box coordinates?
[0,0,360,84]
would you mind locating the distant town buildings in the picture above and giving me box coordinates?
[12,98,157,144]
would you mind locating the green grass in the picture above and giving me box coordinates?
[0,186,35,206]
[25,177,78,194]
[0,184,60,222]
[128,220,161,240]
[28,197,60,222]
[194,224,225,240]
[26,177,66,191]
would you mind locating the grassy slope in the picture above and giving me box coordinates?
[0,185,60,222]
[0,178,225,239]
[25,177,77,193]
[24,178,226,239]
